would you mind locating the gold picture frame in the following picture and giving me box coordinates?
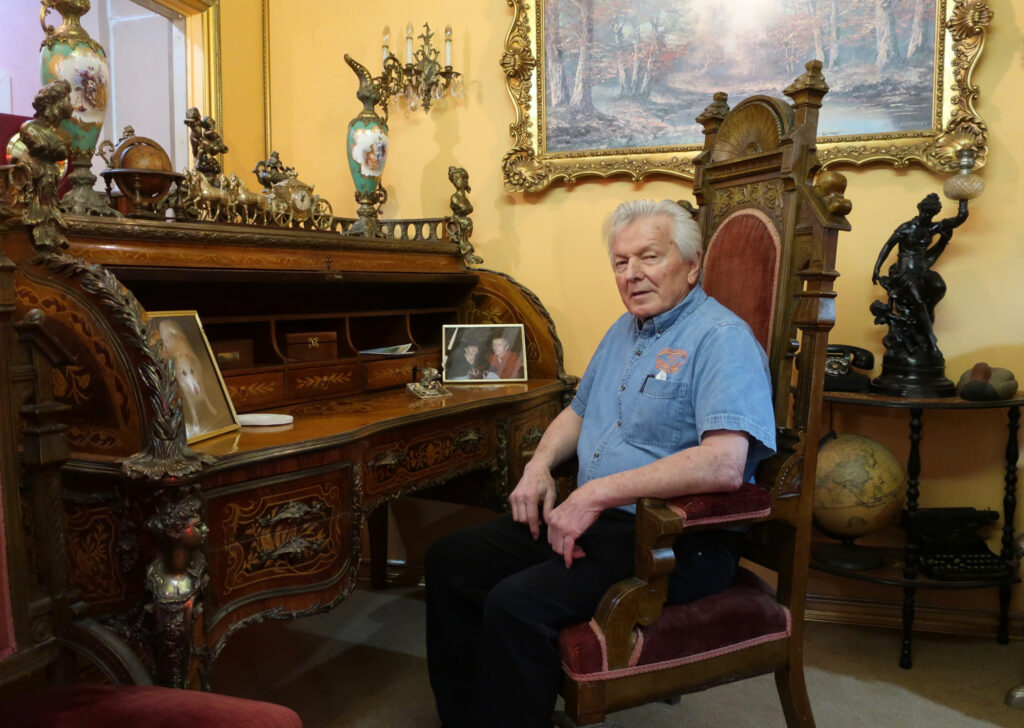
[150,310,239,444]
[501,0,992,193]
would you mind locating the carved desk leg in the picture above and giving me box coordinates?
[145,488,209,688]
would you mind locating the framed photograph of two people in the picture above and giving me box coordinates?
[442,324,528,384]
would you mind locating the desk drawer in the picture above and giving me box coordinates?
[363,415,493,497]
[204,463,359,621]
[223,371,284,411]
[286,363,361,400]
[364,357,417,391]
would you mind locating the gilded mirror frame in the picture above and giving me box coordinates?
[501,0,991,193]
[146,0,223,136]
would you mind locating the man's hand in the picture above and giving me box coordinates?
[546,487,601,568]
[509,460,558,540]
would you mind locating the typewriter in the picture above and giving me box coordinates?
[900,507,1013,581]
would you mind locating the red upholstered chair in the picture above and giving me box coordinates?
[0,298,301,726]
[554,61,852,728]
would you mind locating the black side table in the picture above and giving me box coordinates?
[816,391,1022,668]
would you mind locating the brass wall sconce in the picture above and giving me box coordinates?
[377,23,463,116]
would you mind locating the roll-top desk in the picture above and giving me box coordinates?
[0,212,572,689]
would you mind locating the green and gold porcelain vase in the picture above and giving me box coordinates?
[343,54,388,237]
[40,0,117,215]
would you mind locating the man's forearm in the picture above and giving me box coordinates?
[575,430,749,511]
[526,406,583,472]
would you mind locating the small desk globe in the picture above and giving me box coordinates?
[813,433,907,569]
[100,132,179,217]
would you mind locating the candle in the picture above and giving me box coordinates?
[406,23,414,64]
[445,25,452,67]
[382,25,390,65]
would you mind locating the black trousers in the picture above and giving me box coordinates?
[424,510,740,728]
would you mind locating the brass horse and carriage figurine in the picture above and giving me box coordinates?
[96,110,334,231]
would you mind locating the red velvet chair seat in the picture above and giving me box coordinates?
[560,568,789,680]
[0,684,302,728]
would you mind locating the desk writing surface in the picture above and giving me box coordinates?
[193,379,564,459]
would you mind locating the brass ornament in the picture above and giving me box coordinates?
[445,165,482,266]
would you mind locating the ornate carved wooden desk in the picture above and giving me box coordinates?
[1,215,571,688]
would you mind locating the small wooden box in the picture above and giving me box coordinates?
[286,331,338,362]
[211,339,254,370]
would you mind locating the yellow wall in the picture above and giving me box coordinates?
[217,0,1024,627]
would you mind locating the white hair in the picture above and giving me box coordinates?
[603,199,701,264]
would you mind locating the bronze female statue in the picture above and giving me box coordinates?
[870,192,968,396]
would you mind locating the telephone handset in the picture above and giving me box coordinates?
[824,344,874,392]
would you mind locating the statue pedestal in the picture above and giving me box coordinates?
[871,357,956,398]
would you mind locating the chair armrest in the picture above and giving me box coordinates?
[590,483,772,669]
[664,481,772,526]
[592,498,682,668]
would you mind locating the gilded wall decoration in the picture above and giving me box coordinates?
[502,0,991,192]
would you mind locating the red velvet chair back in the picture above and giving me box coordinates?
[702,210,781,352]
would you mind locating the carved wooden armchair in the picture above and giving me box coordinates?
[0,276,301,725]
[553,61,851,728]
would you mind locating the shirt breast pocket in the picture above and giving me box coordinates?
[623,377,691,449]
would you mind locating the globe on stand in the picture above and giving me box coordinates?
[813,433,907,570]
[99,128,181,218]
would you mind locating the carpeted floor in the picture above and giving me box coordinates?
[213,585,1024,727]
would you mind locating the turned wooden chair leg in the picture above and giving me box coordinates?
[776,661,815,728]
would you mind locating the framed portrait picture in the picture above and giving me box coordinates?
[501,0,991,192]
[442,324,528,384]
[150,310,239,444]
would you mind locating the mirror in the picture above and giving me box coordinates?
[0,0,220,179]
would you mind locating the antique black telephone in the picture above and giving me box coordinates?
[823,344,874,392]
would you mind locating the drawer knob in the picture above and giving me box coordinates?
[454,428,485,451]
[256,500,325,528]
[369,449,408,471]
[258,536,326,566]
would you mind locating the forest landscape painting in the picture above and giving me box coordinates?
[542,0,937,154]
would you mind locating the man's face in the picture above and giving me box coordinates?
[464,345,478,362]
[611,215,700,320]
[492,338,509,356]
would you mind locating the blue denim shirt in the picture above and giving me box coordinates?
[570,285,776,508]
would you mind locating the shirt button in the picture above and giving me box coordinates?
[593,452,600,459]
[616,421,622,427]
[635,348,642,356]
[619,384,625,391]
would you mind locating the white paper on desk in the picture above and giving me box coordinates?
[359,343,413,355]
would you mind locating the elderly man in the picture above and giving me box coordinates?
[425,199,776,728]
[487,335,523,379]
